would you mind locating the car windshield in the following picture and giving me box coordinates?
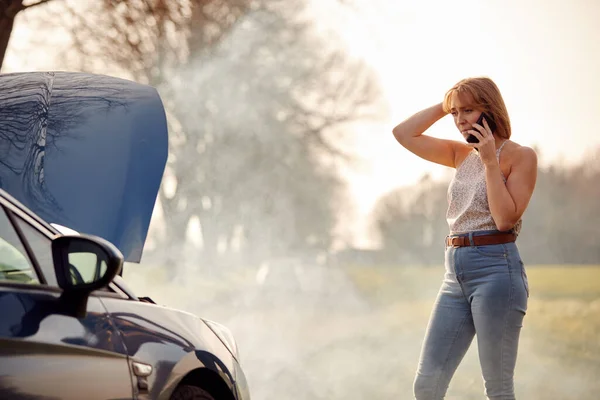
[0,237,37,284]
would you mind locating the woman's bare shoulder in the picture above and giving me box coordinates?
[503,141,538,174]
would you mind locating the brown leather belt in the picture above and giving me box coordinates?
[446,232,516,248]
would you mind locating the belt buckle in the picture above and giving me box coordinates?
[447,236,460,248]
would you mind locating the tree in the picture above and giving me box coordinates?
[372,174,449,265]
[0,0,54,70]
[22,0,384,270]
[517,157,600,264]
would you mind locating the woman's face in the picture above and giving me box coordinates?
[449,92,483,141]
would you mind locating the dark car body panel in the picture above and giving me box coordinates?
[99,298,243,399]
[0,285,133,400]
[0,71,168,263]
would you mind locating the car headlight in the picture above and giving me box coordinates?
[203,319,240,360]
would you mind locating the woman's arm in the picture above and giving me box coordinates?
[484,146,538,231]
[392,103,468,168]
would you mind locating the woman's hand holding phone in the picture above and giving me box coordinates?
[467,112,497,143]
[468,118,498,165]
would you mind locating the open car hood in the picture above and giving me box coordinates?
[0,72,168,263]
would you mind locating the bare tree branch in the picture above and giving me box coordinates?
[23,0,53,10]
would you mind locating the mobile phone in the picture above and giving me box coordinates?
[466,112,497,143]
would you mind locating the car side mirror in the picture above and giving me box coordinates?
[52,234,123,317]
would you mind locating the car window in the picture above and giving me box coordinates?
[0,208,40,285]
[11,216,57,286]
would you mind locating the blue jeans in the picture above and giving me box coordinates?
[414,231,529,400]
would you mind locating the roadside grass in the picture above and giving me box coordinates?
[526,265,600,299]
[345,264,600,393]
[344,264,600,301]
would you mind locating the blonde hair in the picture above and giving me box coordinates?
[442,77,512,139]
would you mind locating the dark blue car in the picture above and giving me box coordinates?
[0,72,250,400]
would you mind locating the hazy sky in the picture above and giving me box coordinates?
[5,0,599,247]
[309,0,600,245]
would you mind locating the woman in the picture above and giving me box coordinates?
[392,77,537,400]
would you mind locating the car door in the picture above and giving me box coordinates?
[0,200,134,400]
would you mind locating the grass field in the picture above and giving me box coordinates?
[345,264,600,399]
[124,263,600,400]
